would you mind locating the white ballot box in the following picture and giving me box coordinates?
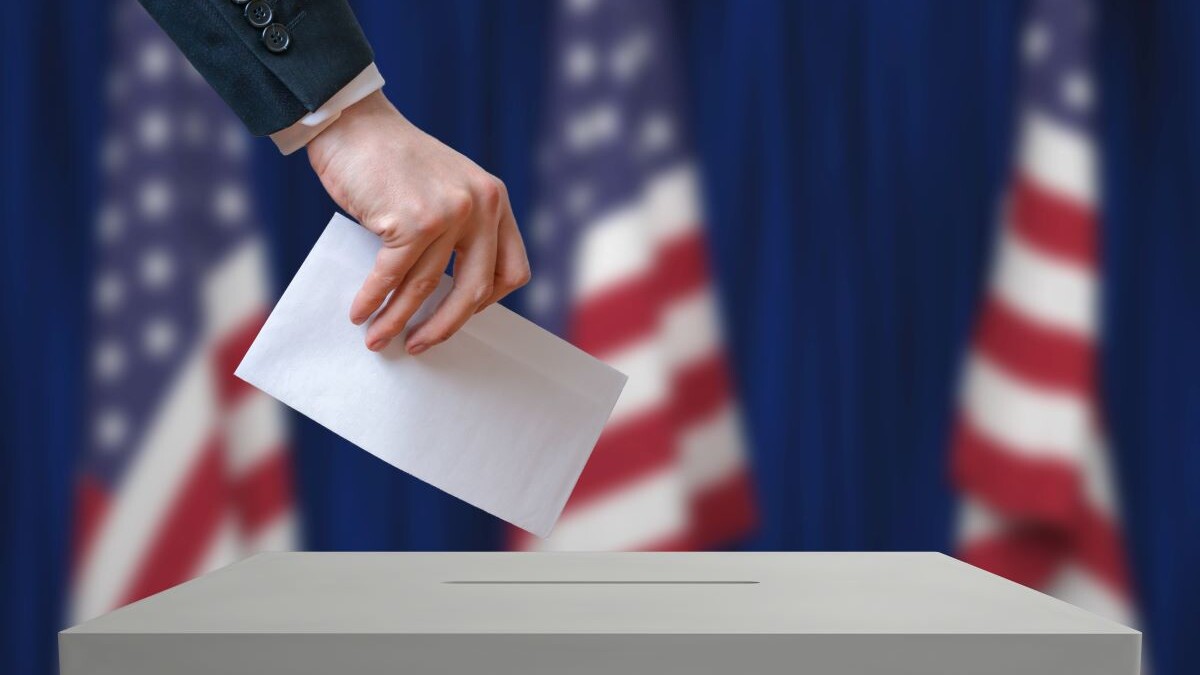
[60,552,1139,675]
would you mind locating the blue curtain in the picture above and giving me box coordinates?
[1,2,1196,675]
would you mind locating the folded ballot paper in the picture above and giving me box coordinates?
[236,213,626,538]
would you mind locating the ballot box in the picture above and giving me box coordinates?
[60,552,1140,675]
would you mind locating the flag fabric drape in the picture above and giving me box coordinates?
[2,3,1197,675]
[516,0,755,551]
[69,0,296,623]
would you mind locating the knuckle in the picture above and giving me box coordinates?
[471,282,495,305]
[409,277,441,298]
[478,177,505,212]
[410,215,442,239]
[503,264,532,290]
[369,270,402,289]
[446,189,474,221]
[371,215,405,243]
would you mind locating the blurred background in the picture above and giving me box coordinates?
[2,0,1198,674]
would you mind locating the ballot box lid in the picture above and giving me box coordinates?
[65,551,1135,636]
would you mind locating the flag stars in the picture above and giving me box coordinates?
[140,248,175,290]
[138,109,172,150]
[214,184,248,223]
[139,42,172,82]
[610,31,652,82]
[102,135,128,173]
[94,341,126,381]
[566,183,595,217]
[565,43,597,83]
[142,318,178,360]
[638,113,675,155]
[221,123,249,158]
[527,278,556,317]
[1023,23,1050,63]
[1062,72,1093,111]
[138,180,173,220]
[94,408,129,451]
[565,104,621,152]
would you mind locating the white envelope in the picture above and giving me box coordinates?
[236,213,627,537]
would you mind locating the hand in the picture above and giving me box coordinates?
[306,91,530,354]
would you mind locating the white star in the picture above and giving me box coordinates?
[565,0,598,15]
[565,43,597,83]
[96,204,126,242]
[94,272,124,312]
[94,341,126,381]
[138,109,172,150]
[565,104,621,152]
[1062,72,1093,111]
[214,184,248,223]
[138,180,173,220]
[142,318,178,360]
[638,113,675,155]
[611,31,652,82]
[527,278,556,316]
[95,409,128,450]
[139,42,172,81]
[140,248,174,290]
[1023,24,1050,63]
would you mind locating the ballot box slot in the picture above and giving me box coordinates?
[443,580,759,585]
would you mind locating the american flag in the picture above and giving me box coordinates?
[517,0,755,551]
[954,0,1138,628]
[70,1,295,622]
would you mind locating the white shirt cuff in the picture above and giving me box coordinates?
[270,63,385,155]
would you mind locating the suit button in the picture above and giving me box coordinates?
[262,23,291,53]
[245,0,273,28]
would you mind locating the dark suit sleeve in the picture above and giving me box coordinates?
[138,0,375,136]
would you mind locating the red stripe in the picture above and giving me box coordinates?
[1071,507,1133,600]
[974,296,1094,393]
[71,475,110,575]
[688,469,757,549]
[214,311,267,406]
[672,352,733,427]
[565,409,677,509]
[571,230,710,356]
[952,418,1085,528]
[960,525,1070,590]
[118,435,228,606]
[234,450,293,537]
[1011,174,1097,266]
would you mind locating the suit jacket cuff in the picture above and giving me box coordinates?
[270,63,385,155]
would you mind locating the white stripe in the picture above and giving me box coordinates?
[195,515,241,578]
[225,392,287,476]
[991,229,1096,338]
[956,498,1004,546]
[245,512,298,552]
[1049,564,1135,628]
[645,164,701,242]
[71,350,216,622]
[575,164,701,300]
[661,288,721,370]
[1019,112,1096,206]
[603,339,669,424]
[534,470,687,551]
[681,404,746,491]
[204,238,271,339]
[962,352,1090,463]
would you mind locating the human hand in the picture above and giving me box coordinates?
[306,91,530,354]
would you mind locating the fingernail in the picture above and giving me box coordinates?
[351,314,366,326]
[408,342,428,355]
[368,338,387,351]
